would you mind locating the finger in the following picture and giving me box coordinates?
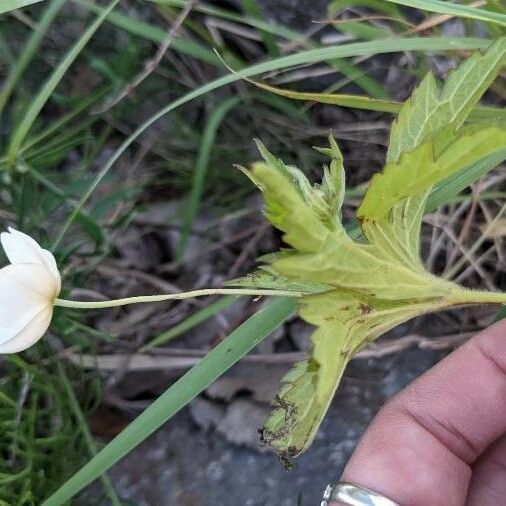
[334,319,506,506]
[467,433,506,506]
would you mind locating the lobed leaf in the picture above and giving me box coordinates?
[262,289,454,458]
[387,37,506,163]
[359,126,506,220]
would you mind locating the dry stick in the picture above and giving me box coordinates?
[440,225,496,290]
[404,0,486,34]
[313,15,415,28]
[443,183,481,274]
[455,245,496,285]
[279,16,328,53]
[205,18,263,45]
[445,200,506,280]
[478,199,506,264]
[93,0,195,114]
[227,222,270,278]
[443,230,497,292]
[425,201,471,267]
[63,331,477,372]
[97,265,183,296]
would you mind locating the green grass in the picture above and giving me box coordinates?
[0,0,43,15]
[0,353,98,504]
[6,0,120,165]
[176,96,241,260]
[386,0,506,28]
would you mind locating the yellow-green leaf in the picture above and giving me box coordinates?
[359,126,506,220]
[387,37,506,163]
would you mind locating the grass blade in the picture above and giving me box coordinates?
[56,361,121,506]
[242,0,279,56]
[42,297,296,504]
[0,0,43,14]
[141,295,238,351]
[0,0,66,114]
[177,97,240,260]
[233,76,506,120]
[386,0,506,27]
[6,0,119,165]
[426,149,506,212]
[74,0,221,66]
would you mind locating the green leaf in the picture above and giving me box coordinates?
[263,287,452,459]
[226,266,330,295]
[237,141,451,458]
[387,37,506,164]
[359,126,506,220]
[241,144,505,459]
[426,149,506,213]
[242,138,345,253]
[225,64,506,120]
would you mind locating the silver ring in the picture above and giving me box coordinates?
[321,482,401,506]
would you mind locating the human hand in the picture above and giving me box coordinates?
[330,320,506,506]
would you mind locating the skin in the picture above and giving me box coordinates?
[330,319,506,506]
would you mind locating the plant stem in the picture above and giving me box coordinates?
[54,288,303,309]
[450,288,506,306]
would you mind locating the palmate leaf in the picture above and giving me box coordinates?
[243,140,459,460]
[232,37,506,461]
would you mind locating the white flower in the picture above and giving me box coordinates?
[0,228,61,353]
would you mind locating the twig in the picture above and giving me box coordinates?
[314,15,414,28]
[443,182,481,273]
[440,222,496,290]
[455,245,496,284]
[445,200,506,280]
[94,0,195,114]
[405,0,486,34]
[227,222,270,277]
[63,330,476,372]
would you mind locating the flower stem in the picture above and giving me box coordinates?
[54,288,303,309]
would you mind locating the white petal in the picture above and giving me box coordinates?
[0,307,53,353]
[0,263,57,339]
[1,228,61,293]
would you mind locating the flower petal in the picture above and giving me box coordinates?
[0,307,53,353]
[1,228,61,293]
[0,263,57,338]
